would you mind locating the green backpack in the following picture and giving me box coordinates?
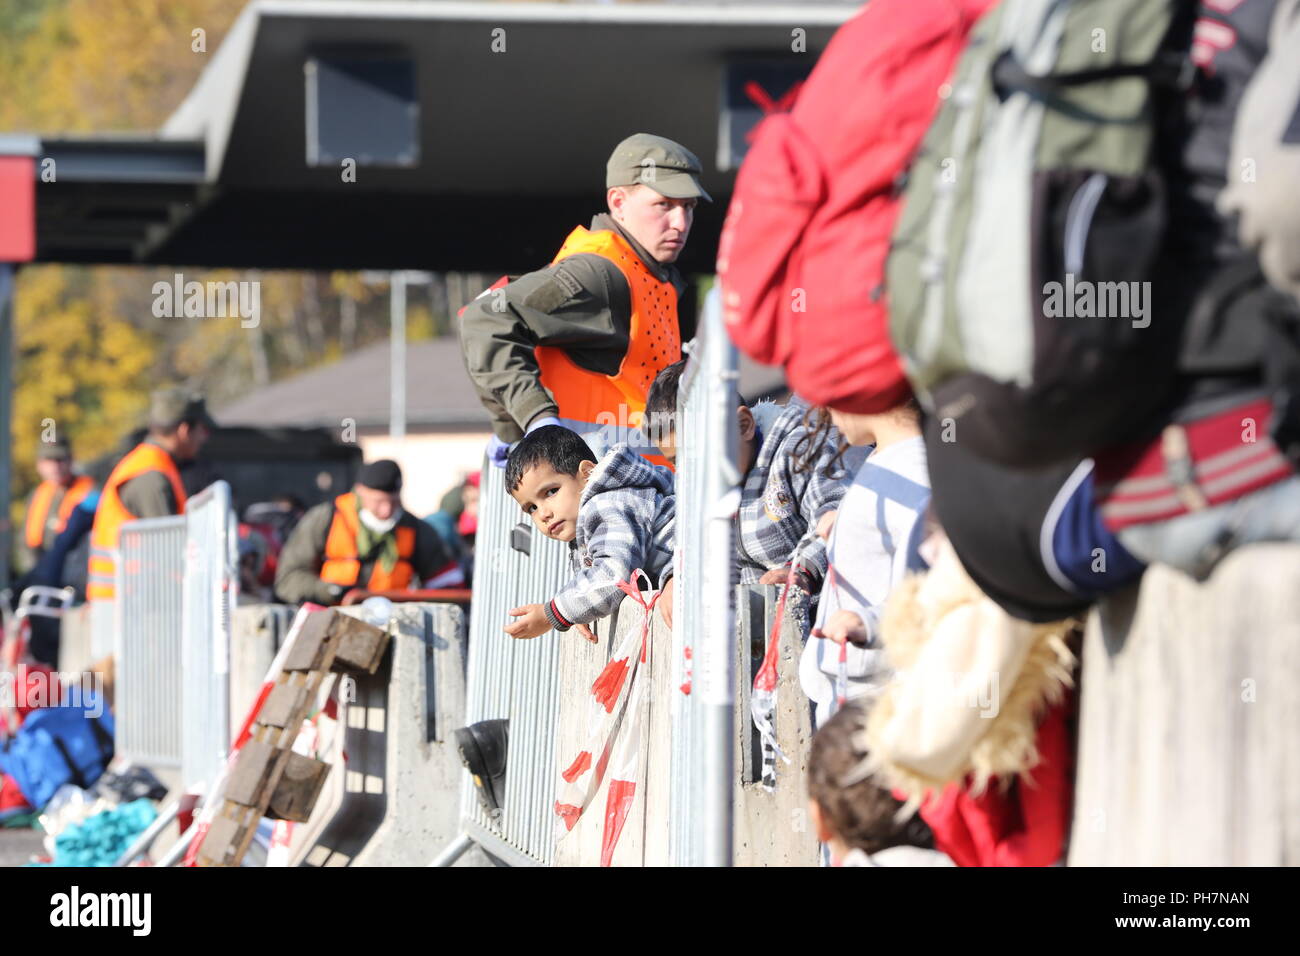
[887,0,1197,468]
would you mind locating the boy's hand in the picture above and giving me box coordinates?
[816,509,838,541]
[812,609,869,647]
[658,577,676,629]
[575,622,599,644]
[504,604,551,640]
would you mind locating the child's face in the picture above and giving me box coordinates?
[509,461,592,542]
[656,411,758,473]
[657,429,679,469]
[829,408,875,447]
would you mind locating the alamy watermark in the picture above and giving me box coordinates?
[151,273,260,328]
[50,886,150,936]
[891,667,1001,719]
[0,670,105,718]
[1043,273,1150,329]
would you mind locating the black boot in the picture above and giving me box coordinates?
[454,719,508,818]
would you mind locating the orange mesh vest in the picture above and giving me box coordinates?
[88,444,187,601]
[26,475,95,550]
[538,226,681,432]
[320,493,418,592]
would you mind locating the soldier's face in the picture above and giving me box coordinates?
[36,458,71,484]
[175,421,211,460]
[609,185,696,264]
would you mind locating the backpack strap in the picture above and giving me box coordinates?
[50,734,89,790]
[87,710,115,763]
[992,0,1200,103]
[991,48,1196,103]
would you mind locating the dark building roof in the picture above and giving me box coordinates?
[216,334,786,430]
[6,1,853,271]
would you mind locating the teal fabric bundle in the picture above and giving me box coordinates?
[49,799,158,867]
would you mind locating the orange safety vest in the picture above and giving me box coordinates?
[538,226,682,437]
[25,475,95,550]
[319,493,418,592]
[87,443,187,602]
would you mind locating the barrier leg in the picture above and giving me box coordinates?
[113,798,180,867]
[157,822,198,867]
[429,833,474,867]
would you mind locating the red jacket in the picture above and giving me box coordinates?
[915,695,1073,867]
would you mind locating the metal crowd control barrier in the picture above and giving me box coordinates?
[115,515,187,768]
[291,602,477,867]
[671,286,739,866]
[435,461,572,866]
[114,481,237,783]
[181,481,238,791]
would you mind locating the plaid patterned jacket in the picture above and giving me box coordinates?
[736,399,854,587]
[546,445,676,630]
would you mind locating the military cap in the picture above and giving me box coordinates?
[606,133,712,202]
[37,435,72,461]
[149,387,217,430]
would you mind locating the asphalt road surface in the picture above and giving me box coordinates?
[0,828,47,866]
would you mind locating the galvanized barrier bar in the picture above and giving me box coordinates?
[114,515,187,768]
[181,481,238,791]
[457,459,571,866]
[672,285,739,866]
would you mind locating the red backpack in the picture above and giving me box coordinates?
[718,0,995,414]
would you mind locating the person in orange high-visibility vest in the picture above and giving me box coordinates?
[21,436,96,570]
[273,459,450,606]
[458,133,712,467]
[87,389,215,604]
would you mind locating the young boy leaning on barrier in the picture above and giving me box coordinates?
[643,360,851,594]
[808,702,953,867]
[503,426,676,641]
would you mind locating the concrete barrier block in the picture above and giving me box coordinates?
[291,602,492,867]
[57,603,95,678]
[733,585,819,867]
[1069,545,1300,866]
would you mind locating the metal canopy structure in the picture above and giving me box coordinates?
[16,0,854,273]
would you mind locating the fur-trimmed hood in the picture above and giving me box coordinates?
[854,535,1078,808]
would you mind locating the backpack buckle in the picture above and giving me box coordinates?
[1161,424,1209,511]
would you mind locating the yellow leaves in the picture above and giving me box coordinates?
[11,264,157,500]
[0,0,247,133]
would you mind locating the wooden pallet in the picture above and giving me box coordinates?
[195,609,390,867]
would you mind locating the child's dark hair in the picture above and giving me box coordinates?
[808,703,935,855]
[791,406,850,480]
[505,426,597,493]
[644,359,687,445]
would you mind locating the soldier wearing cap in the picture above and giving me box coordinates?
[274,459,451,606]
[21,435,97,573]
[459,132,711,464]
[87,388,216,604]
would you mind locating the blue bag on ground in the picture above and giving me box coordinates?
[0,692,114,811]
